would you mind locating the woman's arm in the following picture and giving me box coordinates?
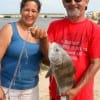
[0,23,12,100]
[0,24,12,60]
[30,27,50,65]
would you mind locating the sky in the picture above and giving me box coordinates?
[0,0,100,14]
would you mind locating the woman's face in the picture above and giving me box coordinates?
[20,1,39,27]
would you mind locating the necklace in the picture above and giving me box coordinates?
[5,25,30,100]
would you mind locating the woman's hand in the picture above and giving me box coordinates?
[30,26,48,40]
[0,86,6,100]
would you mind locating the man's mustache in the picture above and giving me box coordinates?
[68,5,80,9]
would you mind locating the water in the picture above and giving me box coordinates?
[0,17,59,29]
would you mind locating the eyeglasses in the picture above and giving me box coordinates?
[64,0,82,3]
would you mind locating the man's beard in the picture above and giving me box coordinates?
[67,9,80,17]
[66,5,81,17]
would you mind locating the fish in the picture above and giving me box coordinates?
[45,42,75,94]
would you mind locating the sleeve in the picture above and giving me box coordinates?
[47,22,56,43]
[89,25,100,58]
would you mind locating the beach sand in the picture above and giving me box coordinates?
[94,70,100,100]
[39,71,49,100]
[39,69,100,100]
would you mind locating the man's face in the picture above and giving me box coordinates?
[62,0,89,17]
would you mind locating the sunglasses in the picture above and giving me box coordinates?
[64,0,82,3]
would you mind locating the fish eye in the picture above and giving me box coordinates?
[55,48,59,52]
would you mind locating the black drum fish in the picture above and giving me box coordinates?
[45,42,75,95]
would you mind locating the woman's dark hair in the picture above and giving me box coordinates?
[20,0,41,13]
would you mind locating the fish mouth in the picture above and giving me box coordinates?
[50,58,62,65]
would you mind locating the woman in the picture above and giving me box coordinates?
[0,0,49,100]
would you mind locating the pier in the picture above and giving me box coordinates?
[0,13,66,18]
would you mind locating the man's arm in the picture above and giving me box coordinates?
[63,58,100,100]
[75,58,100,91]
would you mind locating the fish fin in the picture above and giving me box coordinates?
[45,67,52,78]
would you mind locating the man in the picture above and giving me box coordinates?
[47,0,100,100]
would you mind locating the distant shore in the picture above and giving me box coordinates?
[0,13,66,18]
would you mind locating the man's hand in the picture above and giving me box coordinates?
[62,87,80,100]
